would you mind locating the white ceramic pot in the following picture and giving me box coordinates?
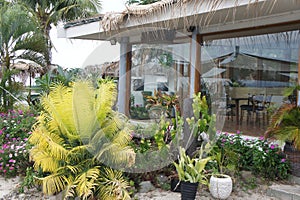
[209,174,232,199]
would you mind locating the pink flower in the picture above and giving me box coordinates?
[0,129,2,135]
[0,150,4,154]
[259,136,264,141]
[281,158,286,163]
[9,159,15,163]
[9,167,14,171]
[236,130,241,134]
[270,144,275,150]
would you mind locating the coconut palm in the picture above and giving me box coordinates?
[0,2,47,110]
[14,0,101,69]
[29,80,135,199]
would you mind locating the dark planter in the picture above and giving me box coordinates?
[180,181,198,200]
[284,141,300,177]
[170,178,181,192]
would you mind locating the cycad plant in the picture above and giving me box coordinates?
[29,80,135,199]
[266,83,300,150]
[266,104,300,150]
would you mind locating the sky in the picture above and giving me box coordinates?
[51,0,127,69]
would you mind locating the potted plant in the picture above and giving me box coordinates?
[208,150,235,199]
[174,146,211,200]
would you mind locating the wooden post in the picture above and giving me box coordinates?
[118,37,132,116]
[298,46,300,107]
[189,29,202,97]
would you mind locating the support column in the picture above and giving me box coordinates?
[189,28,202,97]
[118,37,132,116]
[297,46,300,106]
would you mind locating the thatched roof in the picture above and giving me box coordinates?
[100,0,280,32]
[84,61,119,78]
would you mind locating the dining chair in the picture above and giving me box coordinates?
[253,94,272,125]
[240,93,254,124]
[226,94,236,121]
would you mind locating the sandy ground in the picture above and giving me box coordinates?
[0,176,278,200]
[0,177,21,199]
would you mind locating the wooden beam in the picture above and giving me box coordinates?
[189,29,202,97]
[297,45,300,107]
[125,44,132,116]
[194,34,202,94]
[118,37,131,115]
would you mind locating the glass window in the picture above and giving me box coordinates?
[202,30,299,136]
[129,43,190,120]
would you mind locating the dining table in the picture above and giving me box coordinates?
[231,97,249,125]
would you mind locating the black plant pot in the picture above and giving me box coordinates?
[170,178,181,192]
[284,141,300,177]
[180,181,199,200]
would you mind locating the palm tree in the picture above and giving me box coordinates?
[14,0,101,70]
[0,1,47,110]
[29,80,135,199]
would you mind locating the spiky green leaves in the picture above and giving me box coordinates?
[29,80,134,199]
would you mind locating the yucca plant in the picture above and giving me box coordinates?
[29,80,135,199]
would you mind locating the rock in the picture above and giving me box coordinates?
[139,181,155,193]
[18,194,25,200]
[240,170,254,182]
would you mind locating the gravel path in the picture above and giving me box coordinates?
[0,176,278,200]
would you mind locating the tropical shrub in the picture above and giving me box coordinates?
[210,131,290,180]
[266,104,300,150]
[0,109,38,177]
[29,80,135,199]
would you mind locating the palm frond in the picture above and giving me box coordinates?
[74,167,100,200]
[30,148,60,172]
[95,81,117,123]
[266,103,295,137]
[98,168,130,200]
[41,172,70,195]
[42,84,77,137]
[72,81,98,141]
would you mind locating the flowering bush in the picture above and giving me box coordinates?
[212,131,291,180]
[0,109,38,177]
